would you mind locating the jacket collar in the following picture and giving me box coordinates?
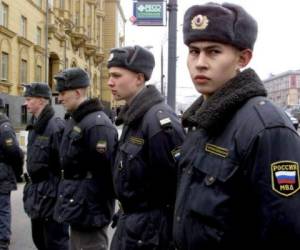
[182,68,267,134]
[115,85,164,126]
[71,98,104,123]
[26,104,54,134]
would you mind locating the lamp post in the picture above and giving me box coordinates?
[166,0,177,110]
[160,44,163,96]
[45,0,49,83]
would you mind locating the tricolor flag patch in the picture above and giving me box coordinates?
[271,161,300,196]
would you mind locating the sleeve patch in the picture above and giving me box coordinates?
[5,138,13,147]
[271,161,300,197]
[171,146,181,161]
[96,140,107,153]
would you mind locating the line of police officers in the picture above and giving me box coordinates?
[1,2,300,250]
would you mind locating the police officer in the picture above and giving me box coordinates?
[23,83,69,250]
[53,67,118,250]
[173,3,300,248]
[107,45,185,250]
[0,98,23,250]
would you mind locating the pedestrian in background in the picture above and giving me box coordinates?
[173,2,300,248]
[23,83,69,250]
[54,67,118,250]
[0,98,24,250]
[107,45,185,250]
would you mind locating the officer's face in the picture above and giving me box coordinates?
[187,41,252,99]
[24,97,45,116]
[58,90,79,112]
[107,67,144,104]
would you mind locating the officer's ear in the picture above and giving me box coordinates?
[74,89,82,97]
[237,48,252,69]
[136,73,145,86]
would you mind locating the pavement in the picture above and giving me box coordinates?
[9,182,115,250]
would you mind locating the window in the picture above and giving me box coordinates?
[36,0,42,8]
[36,26,42,45]
[4,104,9,117]
[1,52,8,81]
[75,12,80,26]
[75,0,80,26]
[96,17,100,41]
[20,15,27,37]
[87,25,91,39]
[60,0,65,9]
[35,65,42,82]
[0,3,8,27]
[21,105,27,124]
[20,59,27,83]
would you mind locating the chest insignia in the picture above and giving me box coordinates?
[205,143,229,158]
[129,136,144,145]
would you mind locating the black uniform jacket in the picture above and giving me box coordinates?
[0,113,24,194]
[111,85,185,250]
[54,98,118,230]
[173,69,300,249]
[23,105,64,219]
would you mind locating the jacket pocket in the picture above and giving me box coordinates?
[119,143,145,178]
[54,179,86,224]
[123,210,161,248]
[115,143,144,195]
[0,163,9,181]
[23,177,59,219]
[187,156,239,242]
[28,139,50,173]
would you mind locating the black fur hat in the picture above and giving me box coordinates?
[54,67,90,92]
[23,83,51,99]
[183,2,258,50]
[107,45,155,81]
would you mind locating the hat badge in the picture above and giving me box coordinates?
[191,14,209,30]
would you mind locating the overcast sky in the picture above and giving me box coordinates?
[120,0,300,102]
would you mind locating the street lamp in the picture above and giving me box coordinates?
[166,0,177,110]
[144,44,165,96]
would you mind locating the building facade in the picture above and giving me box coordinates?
[0,0,125,129]
[263,70,300,109]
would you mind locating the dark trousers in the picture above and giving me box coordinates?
[70,226,108,250]
[31,218,69,250]
[0,193,11,250]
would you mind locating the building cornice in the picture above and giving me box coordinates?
[34,45,45,54]
[17,36,34,47]
[0,25,16,38]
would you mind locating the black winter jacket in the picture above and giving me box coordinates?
[110,85,185,250]
[0,113,24,194]
[54,98,118,230]
[174,69,300,249]
[23,105,64,219]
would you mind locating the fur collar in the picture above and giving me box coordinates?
[26,104,54,134]
[71,98,104,123]
[115,85,164,126]
[182,68,267,134]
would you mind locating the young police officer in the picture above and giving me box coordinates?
[173,2,300,249]
[107,45,185,250]
[0,98,23,250]
[23,83,69,250]
[54,67,118,250]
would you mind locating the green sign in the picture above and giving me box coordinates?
[134,2,164,26]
